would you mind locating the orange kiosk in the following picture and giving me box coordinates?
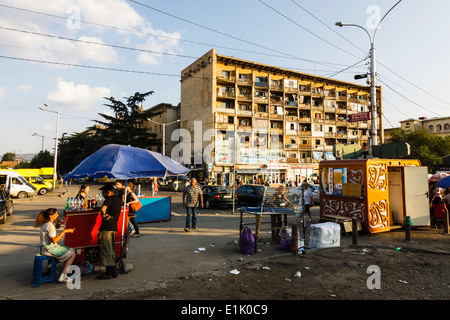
[63,207,129,264]
[319,159,430,233]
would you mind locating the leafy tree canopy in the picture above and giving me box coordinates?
[387,128,450,169]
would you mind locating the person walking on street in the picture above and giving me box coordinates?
[126,182,141,237]
[299,182,314,222]
[182,178,203,232]
[97,184,123,279]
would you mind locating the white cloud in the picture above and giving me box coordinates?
[46,79,110,110]
[0,0,181,65]
[0,86,4,98]
[17,85,33,93]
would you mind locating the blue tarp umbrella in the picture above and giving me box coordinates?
[64,144,189,180]
[63,144,189,272]
[436,175,450,189]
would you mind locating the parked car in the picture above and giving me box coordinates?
[236,184,275,207]
[168,176,191,192]
[0,187,14,224]
[201,185,235,209]
[288,184,320,204]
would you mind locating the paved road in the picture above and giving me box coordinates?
[0,184,323,300]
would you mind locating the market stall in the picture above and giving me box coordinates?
[319,159,430,233]
[63,144,189,269]
[63,207,129,264]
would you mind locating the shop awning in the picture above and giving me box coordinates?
[236,169,261,174]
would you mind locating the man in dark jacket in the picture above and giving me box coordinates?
[97,184,123,279]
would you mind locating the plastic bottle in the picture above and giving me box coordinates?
[70,197,74,211]
[65,197,70,210]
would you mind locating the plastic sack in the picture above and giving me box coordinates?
[239,227,255,255]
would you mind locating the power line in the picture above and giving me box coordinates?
[128,0,350,68]
[0,26,198,60]
[0,2,357,69]
[378,78,443,118]
[0,54,180,77]
[258,0,363,60]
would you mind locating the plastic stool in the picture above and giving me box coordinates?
[32,254,57,287]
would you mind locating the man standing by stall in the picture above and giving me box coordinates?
[183,178,203,232]
[97,184,123,280]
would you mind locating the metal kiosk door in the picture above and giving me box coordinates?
[403,166,430,226]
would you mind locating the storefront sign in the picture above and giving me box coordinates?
[346,112,371,122]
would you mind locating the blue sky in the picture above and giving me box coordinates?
[0,0,449,157]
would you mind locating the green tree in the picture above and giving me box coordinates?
[1,152,15,162]
[57,91,162,175]
[31,150,54,168]
[93,91,161,149]
[387,128,450,170]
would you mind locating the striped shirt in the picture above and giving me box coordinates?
[183,184,203,207]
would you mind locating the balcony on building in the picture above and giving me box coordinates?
[299,124,312,136]
[254,76,269,88]
[336,90,347,101]
[348,92,358,103]
[312,97,324,110]
[336,127,348,139]
[237,103,252,116]
[216,100,235,114]
[270,105,284,120]
[324,88,336,99]
[215,113,235,130]
[254,90,268,103]
[217,85,235,99]
[270,92,283,105]
[217,70,236,83]
[237,117,252,131]
[284,79,298,94]
[324,113,336,124]
[312,86,324,98]
[285,135,298,150]
[270,79,283,91]
[254,104,269,118]
[285,108,298,121]
[237,88,252,101]
[285,93,298,106]
[238,73,252,86]
[270,120,284,135]
[298,95,311,108]
[299,84,311,95]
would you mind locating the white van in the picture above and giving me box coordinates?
[0,170,37,198]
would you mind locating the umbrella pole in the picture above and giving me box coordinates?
[119,179,129,274]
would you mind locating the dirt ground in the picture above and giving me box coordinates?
[92,227,450,301]
[2,184,449,305]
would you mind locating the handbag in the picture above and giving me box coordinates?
[129,201,142,214]
[44,243,70,257]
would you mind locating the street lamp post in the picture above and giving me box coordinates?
[335,0,401,150]
[32,133,44,152]
[40,103,60,189]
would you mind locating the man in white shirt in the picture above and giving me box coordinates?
[299,182,314,222]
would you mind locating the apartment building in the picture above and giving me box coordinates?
[179,49,382,185]
[399,116,450,138]
[144,103,180,157]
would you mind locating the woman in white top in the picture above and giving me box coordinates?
[34,208,76,283]
[299,183,314,222]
